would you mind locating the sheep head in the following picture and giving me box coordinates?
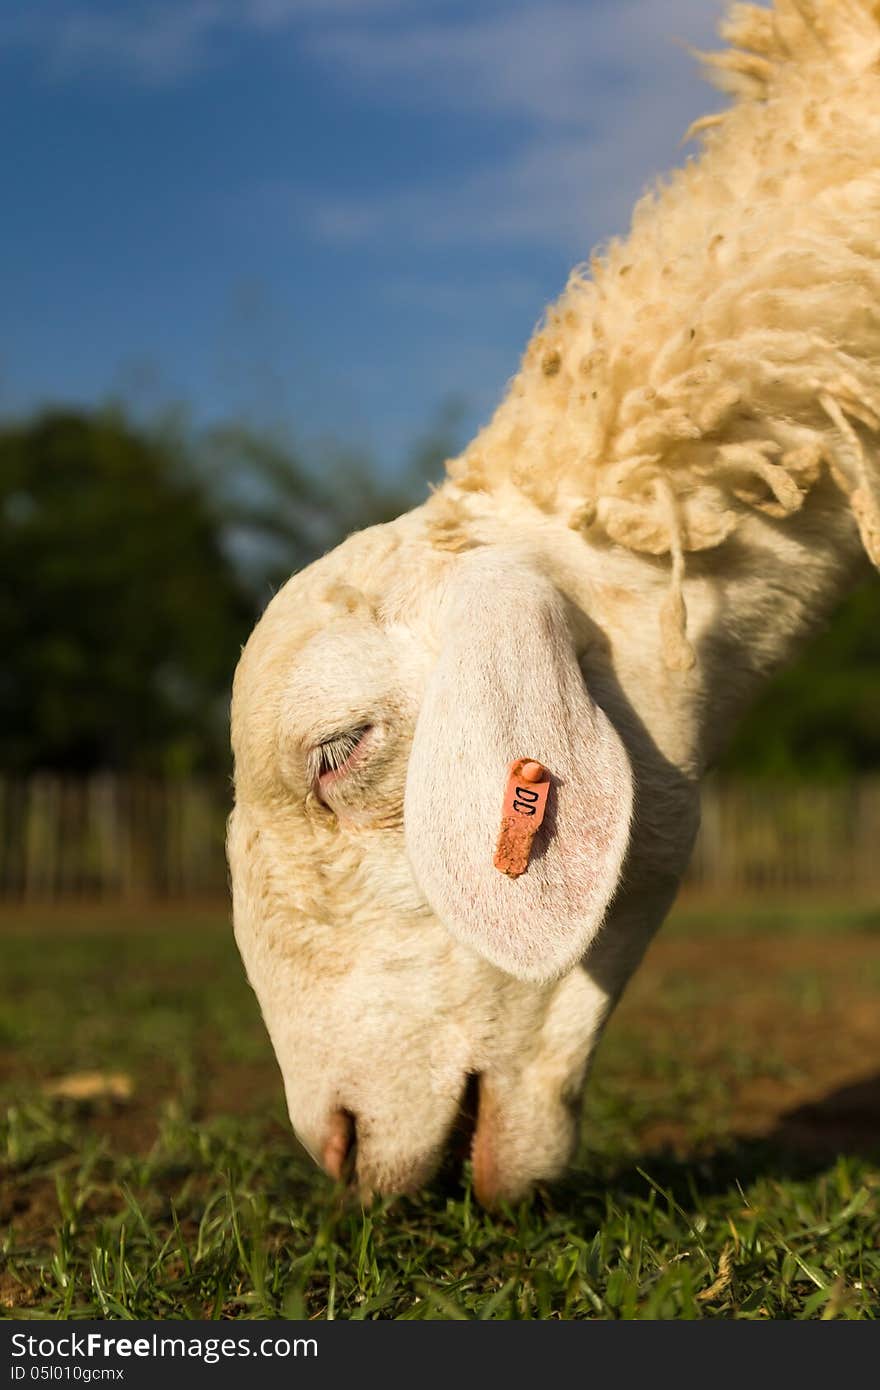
[226,501,678,1203]
[227,0,880,1202]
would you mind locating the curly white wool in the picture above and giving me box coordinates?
[439,0,880,668]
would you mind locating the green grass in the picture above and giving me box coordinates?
[2,900,879,1320]
[668,896,880,938]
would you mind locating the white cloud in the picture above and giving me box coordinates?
[6,0,726,90]
[289,0,729,253]
[10,0,731,254]
[2,0,475,82]
[46,2,227,83]
[306,0,724,127]
[380,271,543,318]
[303,126,682,256]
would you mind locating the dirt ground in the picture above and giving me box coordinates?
[614,933,880,1155]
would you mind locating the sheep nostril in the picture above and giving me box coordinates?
[322,1109,357,1182]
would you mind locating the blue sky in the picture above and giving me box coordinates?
[2,0,727,474]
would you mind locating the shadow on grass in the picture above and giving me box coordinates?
[547,1069,880,1219]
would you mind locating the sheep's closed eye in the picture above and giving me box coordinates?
[310,724,373,799]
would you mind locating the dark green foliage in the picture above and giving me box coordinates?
[2,397,878,779]
[200,395,464,598]
[720,578,880,779]
[0,410,252,775]
[0,401,463,778]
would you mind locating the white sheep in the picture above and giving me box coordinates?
[228,0,880,1203]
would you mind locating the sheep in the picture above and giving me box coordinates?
[228,0,880,1204]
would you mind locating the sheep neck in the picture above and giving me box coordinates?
[611,485,872,780]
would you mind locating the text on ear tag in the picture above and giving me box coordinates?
[493,759,551,878]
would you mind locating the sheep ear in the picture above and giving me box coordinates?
[404,551,633,983]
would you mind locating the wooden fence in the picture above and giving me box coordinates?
[0,773,878,902]
[0,774,228,901]
[687,776,880,893]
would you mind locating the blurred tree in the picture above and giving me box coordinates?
[0,408,253,774]
[198,420,330,599]
[202,395,467,603]
[718,577,880,779]
[0,399,467,777]
[14,398,874,783]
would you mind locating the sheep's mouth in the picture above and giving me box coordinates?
[436,1072,482,1186]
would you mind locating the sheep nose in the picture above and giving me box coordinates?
[322,1109,357,1181]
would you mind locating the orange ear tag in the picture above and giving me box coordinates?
[493,759,551,878]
